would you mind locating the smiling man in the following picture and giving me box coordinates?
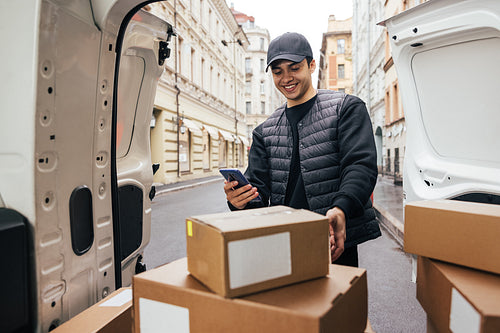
[224,32,380,267]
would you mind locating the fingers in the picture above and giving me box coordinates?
[224,181,259,209]
[326,207,346,263]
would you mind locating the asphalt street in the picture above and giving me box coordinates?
[144,178,426,333]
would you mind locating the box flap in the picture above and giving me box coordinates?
[433,259,500,316]
[407,200,500,217]
[189,206,327,233]
[134,258,366,317]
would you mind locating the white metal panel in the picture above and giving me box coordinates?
[0,0,40,220]
[383,0,500,204]
[116,9,171,271]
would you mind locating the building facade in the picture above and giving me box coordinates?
[145,0,249,184]
[353,0,427,183]
[352,0,386,176]
[382,0,427,183]
[318,16,353,94]
[231,6,283,144]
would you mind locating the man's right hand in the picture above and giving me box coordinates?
[223,180,260,209]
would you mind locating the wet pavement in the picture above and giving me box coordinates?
[149,173,426,332]
[373,175,405,246]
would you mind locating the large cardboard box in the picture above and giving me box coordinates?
[417,256,500,333]
[404,200,500,274]
[186,206,330,297]
[133,258,368,333]
[52,288,132,333]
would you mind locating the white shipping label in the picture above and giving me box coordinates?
[99,289,132,307]
[449,288,480,333]
[139,298,190,333]
[228,232,292,289]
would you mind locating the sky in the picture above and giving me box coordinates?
[226,0,354,84]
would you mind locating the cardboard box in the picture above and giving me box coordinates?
[417,256,500,333]
[404,200,500,274]
[52,288,132,333]
[133,258,368,333]
[186,206,330,297]
[426,316,439,333]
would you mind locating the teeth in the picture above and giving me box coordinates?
[285,85,295,89]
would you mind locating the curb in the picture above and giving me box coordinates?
[373,203,404,248]
[155,177,224,196]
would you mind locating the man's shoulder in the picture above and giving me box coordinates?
[316,89,346,102]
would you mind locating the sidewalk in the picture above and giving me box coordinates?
[372,175,405,246]
[154,175,224,196]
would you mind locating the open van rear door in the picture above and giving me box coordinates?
[113,8,174,287]
[0,0,173,331]
[380,0,500,206]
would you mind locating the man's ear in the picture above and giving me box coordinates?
[309,59,316,73]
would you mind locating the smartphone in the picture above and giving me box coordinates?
[219,168,262,202]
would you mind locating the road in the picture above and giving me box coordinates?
[144,179,426,333]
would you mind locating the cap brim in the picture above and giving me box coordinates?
[265,54,307,72]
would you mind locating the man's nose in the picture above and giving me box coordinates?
[282,70,293,82]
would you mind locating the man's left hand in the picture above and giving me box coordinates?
[326,207,346,262]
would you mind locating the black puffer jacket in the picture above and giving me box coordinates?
[242,90,380,248]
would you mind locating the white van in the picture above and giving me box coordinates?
[0,1,175,331]
[381,0,500,206]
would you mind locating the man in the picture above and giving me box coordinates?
[224,32,380,267]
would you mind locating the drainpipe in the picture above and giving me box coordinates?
[174,0,181,178]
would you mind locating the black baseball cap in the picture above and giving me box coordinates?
[266,32,313,72]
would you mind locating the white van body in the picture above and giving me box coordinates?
[381,0,500,207]
[0,0,174,331]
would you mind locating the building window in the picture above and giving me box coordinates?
[259,38,265,50]
[260,81,265,94]
[386,149,391,173]
[338,64,345,79]
[245,81,251,95]
[338,88,345,93]
[201,57,205,89]
[246,101,252,114]
[177,37,183,76]
[260,59,265,72]
[179,130,191,173]
[261,102,265,115]
[393,82,399,119]
[191,47,195,82]
[337,39,345,54]
[210,66,214,95]
[245,58,251,73]
[218,139,227,168]
[202,130,211,171]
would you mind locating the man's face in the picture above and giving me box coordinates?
[271,58,316,107]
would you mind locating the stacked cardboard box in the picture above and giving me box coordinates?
[132,206,372,332]
[186,206,330,297]
[404,200,500,332]
[133,258,369,332]
[51,288,132,333]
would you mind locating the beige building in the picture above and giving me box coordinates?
[145,1,249,184]
[383,0,427,183]
[231,6,283,144]
[318,16,353,93]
